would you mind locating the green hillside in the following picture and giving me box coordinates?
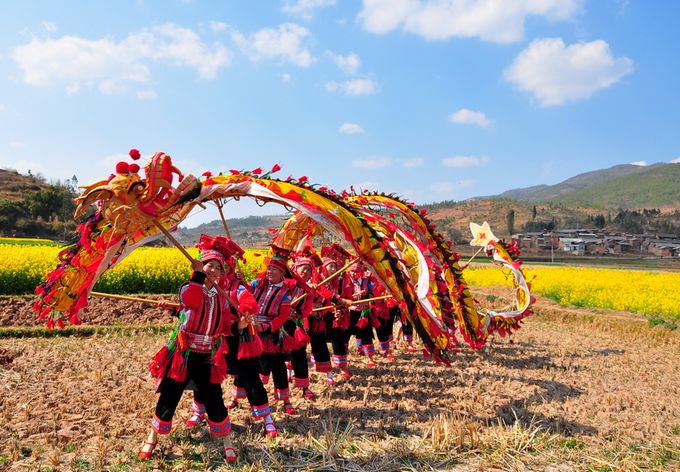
[550,163,680,209]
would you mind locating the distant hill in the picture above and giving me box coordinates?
[497,162,679,209]
[0,169,77,239]
[175,215,290,248]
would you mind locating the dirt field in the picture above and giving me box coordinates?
[1,289,678,471]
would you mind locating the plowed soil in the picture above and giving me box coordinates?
[0,289,678,471]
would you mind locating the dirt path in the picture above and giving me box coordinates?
[0,292,678,471]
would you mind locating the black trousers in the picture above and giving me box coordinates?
[233,357,269,406]
[309,330,331,364]
[401,318,414,336]
[155,351,228,423]
[259,353,289,392]
[289,346,309,380]
[375,306,398,343]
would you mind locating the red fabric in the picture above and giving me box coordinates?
[238,290,258,315]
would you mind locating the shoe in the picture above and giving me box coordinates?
[302,388,316,400]
[340,368,351,380]
[366,360,377,368]
[224,446,237,463]
[264,421,278,438]
[138,440,157,460]
[283,402,297,415]
[226,398,238,410]
[407,345,415,353]
[327,377,336,386]
[186,413,204,427]
[385,352,395,360]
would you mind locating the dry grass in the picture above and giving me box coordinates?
[0,291,679,471]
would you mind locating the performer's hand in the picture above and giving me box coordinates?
[338,297,352,307]
[157,301,175,311]
[237,315,250,330]
[191,258,204,273]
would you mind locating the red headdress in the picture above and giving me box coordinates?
[196,234,244,269]
[268,245,291,273]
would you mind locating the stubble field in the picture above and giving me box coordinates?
[0,287,679,471]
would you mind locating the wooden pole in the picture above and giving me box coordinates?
[214,199,232,239]
[90,291,180,308]
[290,257,359,305]
[460,246,485,269]
[312,294,393,312]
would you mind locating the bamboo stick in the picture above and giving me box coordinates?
[312,294,393,312]
[291,257,359,305]
[90,291,179,308]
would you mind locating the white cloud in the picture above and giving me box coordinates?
[670,157,680,164]
[0,104,5,112]
[442,155,489,167]
[504,38,634,106]
[630,161,648,166]
[325,78,376,96]
[356,180,379,191]
[282,0,336,20]
[449,108,491,127]
[209,21,228,32]
[281,73,292,82]
[98,79,127,95]
[430,181,455,195]
[9,141,25,149]
[137,89,158,100]
[42,21,57,33]
[338,123,364,134]
[330,51,361,74]
[352,156,392,169]
[401,157,424,168]
[430,179,476,197]
[232,23,314,67]
[11,23,231,95]
[358,0,582,44]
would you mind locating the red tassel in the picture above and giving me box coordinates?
[261,337,277,354]
[294,327,310,346]
[281,332,298,352]
[149,346,171,378]
[356,317,369,329]
[210,354,227,384]
[168,350,187,382]
[238,336,264,359]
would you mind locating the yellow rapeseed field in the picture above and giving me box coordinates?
[0,243,265,295]
[463,265,680,319]
[1,242,678,319]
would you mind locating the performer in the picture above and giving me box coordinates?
[252,247,298,415]
[141,235,247,463]
[370,283,398,360]
[284,255,314,399]
[321,247,356,380]
[185,237,279,438]
[398,317,416,353]
[350,262,379,366]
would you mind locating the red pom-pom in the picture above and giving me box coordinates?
[115,162,130,174]
[202,171,212,177]
[229,169,241,175]
[298,175,308,183]
[252,167,263,175]
[129,163,140,173]
[129,149,141,160]
[271,163,281,173]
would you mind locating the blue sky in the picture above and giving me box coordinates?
[1,1,679,227]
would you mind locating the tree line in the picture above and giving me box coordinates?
[0,174,78,240]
